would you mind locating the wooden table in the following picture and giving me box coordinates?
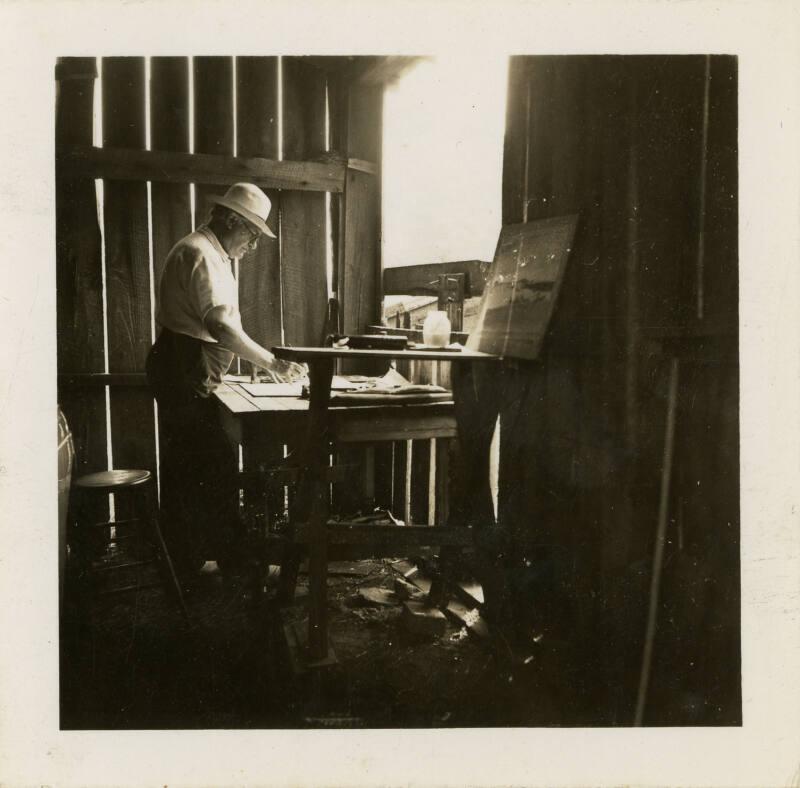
[215,376,459,452]
[267,346,500,664]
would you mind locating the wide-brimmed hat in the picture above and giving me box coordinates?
[209,183,276,239]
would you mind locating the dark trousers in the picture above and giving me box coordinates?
[146,329,242,574]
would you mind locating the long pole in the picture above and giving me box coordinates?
[634,357,680,725]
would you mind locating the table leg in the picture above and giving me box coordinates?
[429,363,502,608]
[303,358,335,662]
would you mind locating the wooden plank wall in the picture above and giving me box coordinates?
[55,57,108,523]
[500,55,739,724]
[56,54,466,550]
[56,56,389,529]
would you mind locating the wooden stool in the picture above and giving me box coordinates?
[69,469,189,622]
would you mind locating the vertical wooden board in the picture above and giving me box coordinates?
[409,440,431,525]
[56,58,108,519]
[702,55,738,328]
[341,169,380,337]
[525,57,556,223]
[102,57,151,371]
[193,57,234,227]
[635,56,706,329]
[150,57,192,307]
[497,366,543,542]
[280,191,327,346]
[546,56,584,217]
[372,443,394,511]
[502,57,528,225]
[328,68,349,301]
[593,58,631,474]
[102,57,156,484]
[340,82,382,339]
[434,438,452,527]
[58,387,108,473]
[237,57,283,350]
[56,58,105,372]
[282,58,327,159]
[391,441,408,524]
[347,82,382,161]
[281,58,328,347]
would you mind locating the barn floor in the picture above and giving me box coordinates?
[59,557,588,730]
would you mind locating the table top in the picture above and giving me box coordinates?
[272,345,499,362]
[214,377,455,417]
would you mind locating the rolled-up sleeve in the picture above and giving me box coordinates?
[188,253,237,325]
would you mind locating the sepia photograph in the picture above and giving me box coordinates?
[56,52,740,730]
[2,1,799,786]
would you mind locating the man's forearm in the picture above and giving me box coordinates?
[208,319,276,370]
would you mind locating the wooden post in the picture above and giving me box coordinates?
[302,358,335,662]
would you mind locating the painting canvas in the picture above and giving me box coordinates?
[466,214,578,360]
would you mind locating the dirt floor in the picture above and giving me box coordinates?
[60,555,584,730]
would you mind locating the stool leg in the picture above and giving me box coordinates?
[140,481,190,623]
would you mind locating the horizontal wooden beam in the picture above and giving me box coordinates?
[383,259,491,297]
[57,145,346,193]
[347,158,377,175]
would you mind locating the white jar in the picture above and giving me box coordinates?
[422,310,451,348]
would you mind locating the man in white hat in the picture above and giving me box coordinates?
[146,182,302,582]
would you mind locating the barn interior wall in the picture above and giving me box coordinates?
[500,55,739,724]
[56,56,385,529]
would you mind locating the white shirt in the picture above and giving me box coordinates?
[155,225,241,343]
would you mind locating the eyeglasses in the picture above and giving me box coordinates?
[237,217,260,249]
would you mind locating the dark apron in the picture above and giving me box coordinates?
[146,326,234,402]
[145,327,240,573]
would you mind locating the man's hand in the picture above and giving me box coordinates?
[204,305,307,382]
[262,358,307,383]
[276,359,307,382]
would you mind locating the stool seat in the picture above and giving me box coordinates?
[74,469,151,491]
[68,467,189,622]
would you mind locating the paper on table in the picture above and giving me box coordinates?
[241,375,371,398]
[321,368,451,401]
[241,382,303,397]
